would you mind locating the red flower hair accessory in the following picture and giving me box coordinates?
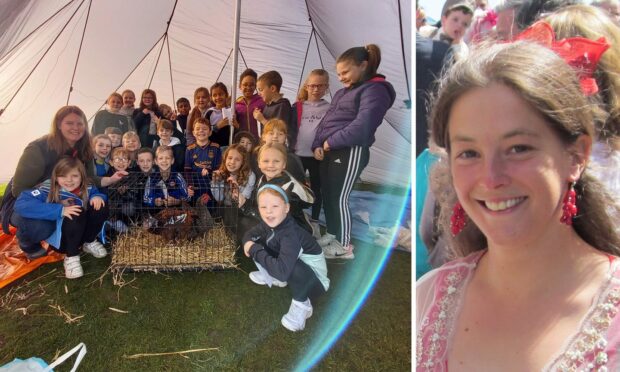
[514,21,610,95]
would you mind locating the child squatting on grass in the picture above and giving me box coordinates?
[242,184,329,332]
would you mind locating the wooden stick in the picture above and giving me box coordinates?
[123,348,219,359]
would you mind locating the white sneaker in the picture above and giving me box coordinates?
[323,240,355,260]
[281,299,313,332]
[64,256,84,279]
[316,232,336,247]
[249,271,287,287]
[83,240,107,258]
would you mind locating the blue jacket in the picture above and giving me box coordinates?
[312,75,396,151]
[14,180,107,248]
[143,171,190,206]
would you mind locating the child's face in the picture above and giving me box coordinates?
[57,169,82,191]
[158,127,173,141]
[336,60,367,88]
[137,153,154,173]
[111,153,130,171]
[441,10,472,42]
[193,123,211,142]
[239,137,253,152]
[122,92,135,107]
[195,91,210,110]
[108,133,121,147]
[123,136,140,151]
[108,96,122,113]
[225,149,243,173]
[305,75,329,101]
[162,106,173,119]
[259,148,286,180]
[156,151,174,171]
[263,129,286,146]
[177,101,190,116]
[256,80,276,103]
[211,87,228,109]
[142,93,155,108]
[258,192,290,228]
[239,76,257,99]
[94,139,112,159]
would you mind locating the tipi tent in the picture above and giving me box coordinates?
[0,0,411,186]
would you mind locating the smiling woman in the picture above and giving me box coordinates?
[0,106,100,258]
[417,41,620,371]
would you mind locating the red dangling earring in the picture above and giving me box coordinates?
[560,183,578,225]
[450,201,467,236]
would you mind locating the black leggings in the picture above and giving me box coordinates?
[57,205,109,257]
[320,146,369,246]
[288,259,326,302]
[300,156,322,220]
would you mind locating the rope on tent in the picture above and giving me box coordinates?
[87,33,165,122]
[0,0,73,62]
[397,0,411,106]
[148,0,178,89]
[238,48,248,70]
[216,49,233,83]
[296,29,314,98]
[67,0,93,105]
[165,36,176,108]
[312,30,332,101]
[148,34,167,89]
[303,1,334,100]
[0,0,87,119]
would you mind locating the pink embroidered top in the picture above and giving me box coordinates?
[416,251,620,371]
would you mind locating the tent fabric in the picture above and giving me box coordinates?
[0,0,411,187]
[0,227,63,289]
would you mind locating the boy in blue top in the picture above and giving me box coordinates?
[184,118,221,203]
[144,146,193,207]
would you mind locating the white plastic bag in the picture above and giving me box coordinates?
[0,342,86,372]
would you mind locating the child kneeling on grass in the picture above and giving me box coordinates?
[14,157,108,279]
[243,184,329,332]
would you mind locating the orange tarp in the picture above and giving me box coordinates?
[0,227,63,289]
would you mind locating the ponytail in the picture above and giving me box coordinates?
[337,43,382,81]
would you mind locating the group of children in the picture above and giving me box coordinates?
[13,44,394,332]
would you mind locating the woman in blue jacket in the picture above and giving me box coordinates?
[311,44,396,259]
[14,157,109,279]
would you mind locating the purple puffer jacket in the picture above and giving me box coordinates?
[312,75,396,151]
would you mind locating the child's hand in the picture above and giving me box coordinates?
[188,186,195,198]
[212,170,222,181]
[253,108,264,123]
[110,170,129,184]
[232,117,240,129]
[217,118,229,129]
[313,147,324,160]
[322,140,330,151]
[170,111,177,121]
[238,193,246,207]
[201,168,209,177]
[155,198,163,207]
[90,197,105,210]
[166,197,180,206]
[243,241,253,257]
[62,205,82,220]
[143,108,152,115]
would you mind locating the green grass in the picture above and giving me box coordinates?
[0,242,411,371]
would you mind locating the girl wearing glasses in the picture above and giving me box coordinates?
[291,69,330,226]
